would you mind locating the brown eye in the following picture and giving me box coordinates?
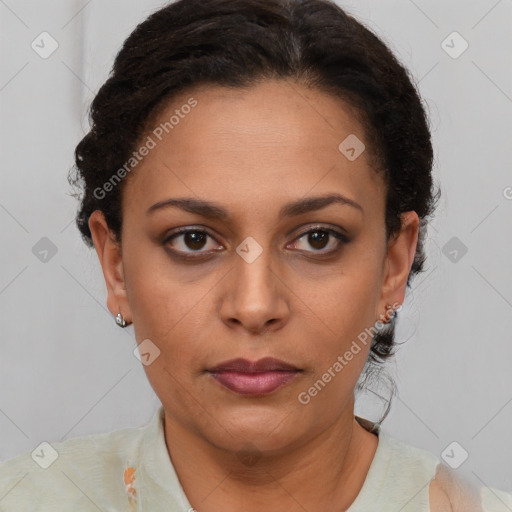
[291,227,348,254]
[182,231,208,250]
[307,230,329,250]
[165,229,221,255]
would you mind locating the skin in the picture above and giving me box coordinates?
[89,79,419,511]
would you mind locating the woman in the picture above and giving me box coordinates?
[0,0,510,510]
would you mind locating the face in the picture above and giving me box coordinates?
[90,79,418,454]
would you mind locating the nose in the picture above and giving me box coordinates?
[220,246,290,335]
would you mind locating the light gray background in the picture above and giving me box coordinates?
[1,0,511,494]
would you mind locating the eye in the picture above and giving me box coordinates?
[288,226,348,254]
[164,228,222,256]
[163,225,348,260]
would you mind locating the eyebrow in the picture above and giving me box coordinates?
[146,193,363,219]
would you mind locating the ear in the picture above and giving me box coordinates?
[88,210,131,323]
[378,211,419,317]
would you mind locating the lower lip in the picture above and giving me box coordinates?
[208,371,299,395]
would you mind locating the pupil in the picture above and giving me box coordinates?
[309,231,328,249]
[185,232,206,250]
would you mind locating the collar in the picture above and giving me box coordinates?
[137,405,193,511]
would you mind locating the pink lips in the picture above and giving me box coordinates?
[207,357,301,396]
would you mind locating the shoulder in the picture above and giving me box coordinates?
[427,461,512,512]
[351,426,440,509]
[428,479,453,512]
[356,421,512,511]
[377,429,440,478]
[0,422,147,510]
[382,434,468,511]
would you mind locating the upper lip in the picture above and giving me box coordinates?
[207,357,301,373]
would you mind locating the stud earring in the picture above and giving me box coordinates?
[115,312,127,328]
[384,303,400,324]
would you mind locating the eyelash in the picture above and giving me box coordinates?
[163,225,349,260]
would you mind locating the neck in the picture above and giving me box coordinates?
[162,402,379,512]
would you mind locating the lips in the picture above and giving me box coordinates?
[207,357,300,373]
[207,357,302,395]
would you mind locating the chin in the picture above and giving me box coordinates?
[206,407,309,452]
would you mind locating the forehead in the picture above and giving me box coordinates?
[122,79,385,222]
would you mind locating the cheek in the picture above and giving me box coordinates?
[123,244,216,380]
[296,252,382,339]
[122,236,189,332]
[295,271,381,405]
[292,264,383,397]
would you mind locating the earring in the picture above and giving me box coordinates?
[115,312,127,328]
[384,304,399,324]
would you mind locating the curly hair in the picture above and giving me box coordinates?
[68,0,439,423]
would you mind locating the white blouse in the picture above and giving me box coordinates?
[0,405,511,511]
